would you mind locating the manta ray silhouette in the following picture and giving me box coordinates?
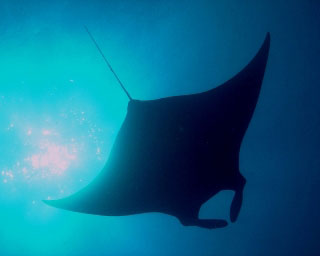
[44,33,270,229]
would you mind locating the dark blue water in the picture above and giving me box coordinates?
[0,1,319,255]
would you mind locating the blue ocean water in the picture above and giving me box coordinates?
[0,1,319,255]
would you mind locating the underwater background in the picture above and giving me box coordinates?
[0,0,319,255]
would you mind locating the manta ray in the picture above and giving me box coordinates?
[44,32,270,229]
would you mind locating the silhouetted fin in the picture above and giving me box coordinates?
[180,218,228,229]
[44,33,271,229]
[230,175,246,222]
[230,190,243,222]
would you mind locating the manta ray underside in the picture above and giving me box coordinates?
[44,33,270,229]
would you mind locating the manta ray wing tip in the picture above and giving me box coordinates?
[266,32,271,44]
[42,199,56,207]
[42,199,65,210]
[266,32,270,39]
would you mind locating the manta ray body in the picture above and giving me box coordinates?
[44,33,270,229]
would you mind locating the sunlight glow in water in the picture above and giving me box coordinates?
[27,140,77,176]
[0,102,107,197]
[1,126,79,184]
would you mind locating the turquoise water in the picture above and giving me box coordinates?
[1,1,319,255]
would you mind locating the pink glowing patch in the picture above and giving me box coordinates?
[28,142,77,175]
[42,130,51,136]
[27,129,32,136]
